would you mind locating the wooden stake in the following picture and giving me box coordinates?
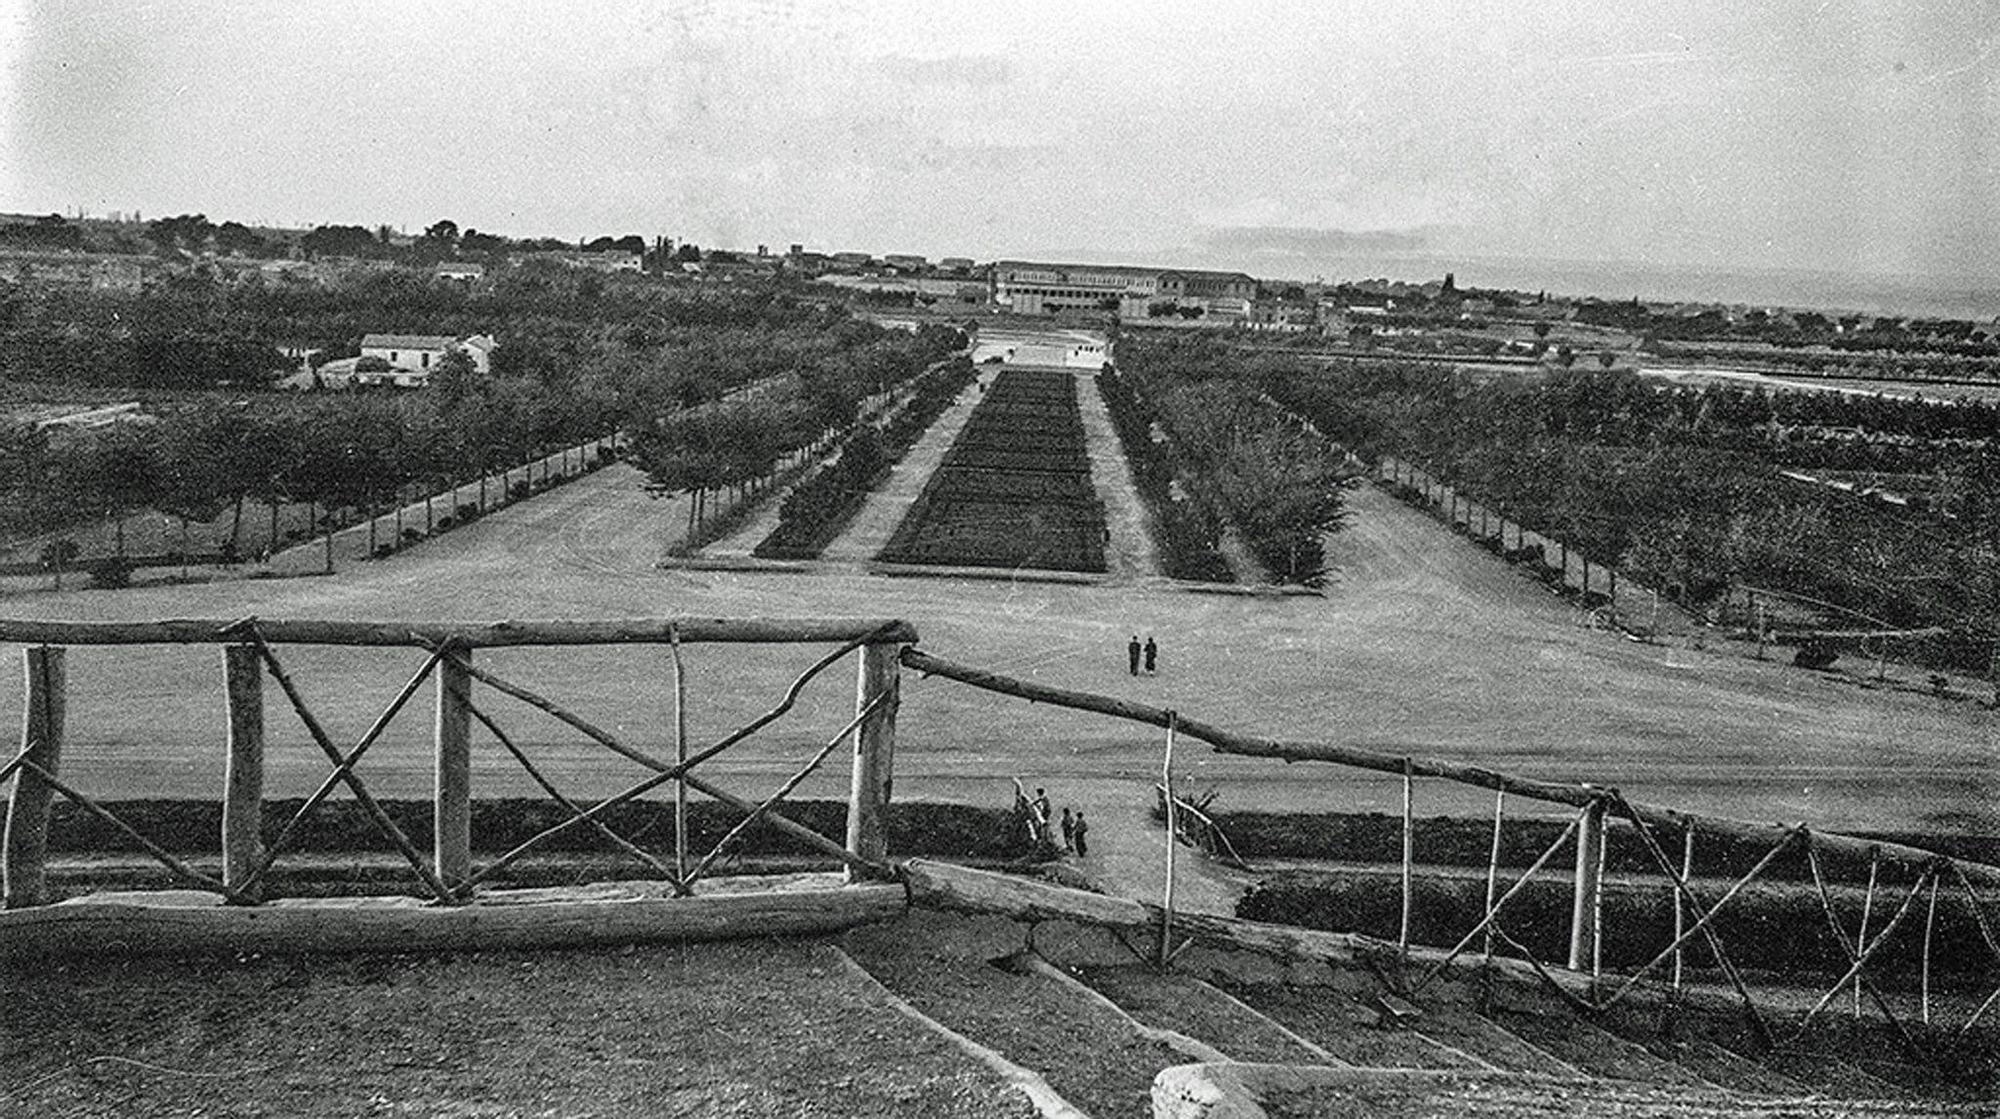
[845,642,900,882]
[435,646,473,893]
[1481,789,1504,970]
[1568,797,1606,972]
[1856,849,1878,1020]
[671,626,689,882]
[1160,711,1179,968]
[1399,757,1415,953]
[1922,871,1939,1025]
[221,644,265,900]
[1673,824,1694,994]
[1591,803,1609,986]
[2,647,65,909]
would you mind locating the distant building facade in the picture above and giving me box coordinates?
[991,260,1257,321]
[356,333,497,387]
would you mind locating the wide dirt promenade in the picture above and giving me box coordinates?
[0,458,1989,839]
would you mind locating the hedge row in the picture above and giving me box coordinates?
[19,796,1026,860]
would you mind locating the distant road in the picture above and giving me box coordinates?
[1637,364,1939,401]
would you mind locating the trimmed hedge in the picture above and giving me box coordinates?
[18,797,1028,861]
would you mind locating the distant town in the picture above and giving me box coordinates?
[6,209,2000,398]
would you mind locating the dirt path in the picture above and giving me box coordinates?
[1075,369,1162,583]
[820,376,988,563]
[1070,782,1253,914]
[0,445,1989,840]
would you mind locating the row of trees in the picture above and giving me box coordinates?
[754,357,976,558]
[0,265,843,390]
[1270,359,1999,663]
[0,362,620,574]
[629,326,966,542]
[1095,367,1234,581]
[1114,333,1351,585]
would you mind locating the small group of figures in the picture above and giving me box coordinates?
[1014,780,1088,857]
[1126,633,1160,676]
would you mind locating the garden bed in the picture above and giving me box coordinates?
[877,368,1107,573]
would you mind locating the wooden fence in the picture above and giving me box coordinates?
[4,615,1997,1049]
[0,617,909,932]
[899,647,2000,1046]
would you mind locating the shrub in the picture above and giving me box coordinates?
[372,544,396,559]
[401,528,423,544]
[435,515,456,531]
[456,503,480,522]
[85,556,135,588]
[39,539,81,571]
[509,482,530,501]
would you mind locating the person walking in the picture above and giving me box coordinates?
[1072,811,1090,857]
[1127,634,1142,676]
[1060,807,1076,852]
[1032,787,1052,846]
[1143,634,1158,675]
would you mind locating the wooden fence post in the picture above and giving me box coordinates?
[3,646,66,909]
[846,641,900,882]
[1399,757,1415,953]
[435,648,473,895]
[671,628,689,881]
[222,644,265,900]
[1568,797,1607,972]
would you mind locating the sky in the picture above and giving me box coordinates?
[3,0,1998,289]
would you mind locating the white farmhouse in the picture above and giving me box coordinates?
[356,333,497,387]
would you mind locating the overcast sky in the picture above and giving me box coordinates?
[4,1,1997,283]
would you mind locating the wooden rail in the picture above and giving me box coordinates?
[902,642,2000,1021]
[0,617,919,648]
[0,617,913,924]
[898,647,2000,890]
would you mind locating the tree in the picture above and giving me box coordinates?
[156,410,236,565]
[459,229,508,254]
[672,243,703,263]
[0,214,86,251]
[69,426,159,561]
[299,224,378,258]
[424,219,461,246]
[146,214,217,253]
[214,221,270,256]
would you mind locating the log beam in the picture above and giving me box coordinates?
[221,645,265,900]
[435,649,473,893]
[846,642,900,882]
[2,647,65,909]
[0,617,918,649]
[0,880,905,961]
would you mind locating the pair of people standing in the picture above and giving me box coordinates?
[1061,806,1089,857]
[1126,634,1159,676]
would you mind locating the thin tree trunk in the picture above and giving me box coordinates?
[426,490,433,534]
[115,514,126,561]
[368,505,377,556]
[230,495,245,554]
[181,518,191,578]
[268,501,279,558]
